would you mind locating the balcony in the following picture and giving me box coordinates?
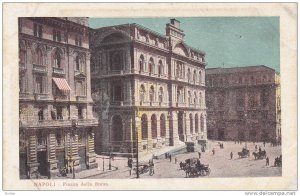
[53,67,65,75]
[111,101,124,106]
[77,118,98,126]
[19,92,31,100]
[34,93,49,100]
[20,119,72,129]
[176,102,186,107]
[33,64,47,73]
[76,95,86,102]
[54,95,68,101]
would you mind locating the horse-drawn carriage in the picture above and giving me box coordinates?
[180,158,211,177]
[252,150,267,160]
[133,162,154,176]
[238,148,250,158]
[274,155,282,167]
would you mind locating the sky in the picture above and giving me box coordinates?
[89,17,280,72]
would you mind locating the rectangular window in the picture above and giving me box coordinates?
[78,107,83,119]
[56,107,63,120]
[34,23,43,38]
[35,75,44,94]
[53,29,61,42]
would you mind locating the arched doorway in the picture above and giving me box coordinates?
[151,114,157,139]
[160,114,166,138]
[195,114,199,133]
[111,115,123,141]
[141,114,148,140]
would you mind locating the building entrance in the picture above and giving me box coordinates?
[37,150,48,177]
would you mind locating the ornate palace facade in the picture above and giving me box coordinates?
[19,17,98,179]
[90,19,207,154]
[206,66,281,142]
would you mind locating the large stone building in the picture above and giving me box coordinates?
[19,17,98,179]
[205,66,281,142]
[90,19,207,154]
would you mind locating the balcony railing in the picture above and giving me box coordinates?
[176,102,186,107]
[34,93,49,100]
[20,118,99,129]
[76,95,86,102]
[53,67,65,75]
[33,64,47,73]
[19,92,31,99]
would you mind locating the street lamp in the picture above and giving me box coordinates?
[135,116,140,179]
[108,147,112,170]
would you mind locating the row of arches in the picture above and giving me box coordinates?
[178,112,205,135]
[140,84,165,103]
[139,55,165,76]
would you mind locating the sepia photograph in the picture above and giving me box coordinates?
[2,2,297,191]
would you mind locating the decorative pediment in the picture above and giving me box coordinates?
[173,42,190,57]
[74,72,86,79]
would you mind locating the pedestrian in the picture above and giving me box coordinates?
[255,145,257,151]
[165,153,167,159]
[266,157,269,166]
[263,141,266,147]
[169,154,172,162]
[198,151,201,159]
[175,157,177,164]
[230,152,233,160]
[212,148,215,155]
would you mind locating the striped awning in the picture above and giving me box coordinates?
[52,77,71,94]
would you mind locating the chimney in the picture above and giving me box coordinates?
[170,18,180,29]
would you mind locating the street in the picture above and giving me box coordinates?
[88,141,282,179]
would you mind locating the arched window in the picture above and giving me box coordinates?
[149,86,155,103]
[54,50,61,68]
[111,115,123,141]
[148,58,154,75]
[194,92,197,105]
[189,113,193,134]
[139,55,144,72]
[111,52,122,71]
[195,114,199,133]
[158,87,163,103]
[75,56,80,71]
[199,92,203,107]
[140,85,145,103]
[200,114,204,132]
[193,70,197,83]
[158,60,163,76]
[160,114,166,137]
[187,68,191,82]
[188,91,191,104]
[177,89,181,103]
[199,71,202,84]
[151,114,157,139]
[141,114,148,140]
[34,48,43,65]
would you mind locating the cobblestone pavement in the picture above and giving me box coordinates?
[88,141,282,179]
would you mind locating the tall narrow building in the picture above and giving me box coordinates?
[90,19,207,155]
[19,17,98,179]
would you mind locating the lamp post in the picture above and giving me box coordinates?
[135,116,140,179]
[108,147,112,170]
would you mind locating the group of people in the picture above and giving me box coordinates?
[165,153,173,162]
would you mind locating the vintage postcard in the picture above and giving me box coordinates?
[2,2,297,191]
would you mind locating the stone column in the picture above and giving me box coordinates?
[170,111,180,146]
[47,131,58,178]
[86,130,98,169]
[26,130,39,179]
[86,52,92,102]
[165,113,170,146]
[147,117,152,150]
[186,112,191,141]
[157,115,161,148]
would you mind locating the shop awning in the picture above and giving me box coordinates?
[52,77,71,94]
